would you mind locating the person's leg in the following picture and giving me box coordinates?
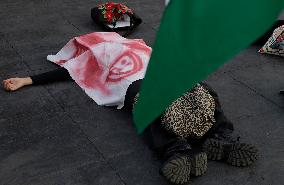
[2,68,71,91]
[143,120,207,185]
[200,82,258,167]
[125,82,207,184]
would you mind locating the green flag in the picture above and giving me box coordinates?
[133,0,284,133]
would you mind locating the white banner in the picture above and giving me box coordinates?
[47,32,152,109]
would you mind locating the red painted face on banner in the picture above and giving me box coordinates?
[107,50,143,82]
[75,50,144,95]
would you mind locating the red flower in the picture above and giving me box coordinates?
[116,3,123,10]
[105,11,114,22]
[105,2,115,10]
[99,2,133,23]
[114,12,121,19]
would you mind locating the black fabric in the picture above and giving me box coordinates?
[200,82,234,135]
[91,7,142,37]
[123,79,142,111]
[30,68,72,85]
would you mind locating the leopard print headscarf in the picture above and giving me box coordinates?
[161,84,215,138]
[133,83,215,138]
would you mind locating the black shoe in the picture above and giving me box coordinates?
[160,154,191,184]
[189,151,207,176]
[202,133,258,167]
[160,139,207,184]
[160,152,207,184]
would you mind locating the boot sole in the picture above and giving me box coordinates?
[161,152,207,184]
[203,138,258,167]
[202,138,225,160]
[190,152,207,176]
[161,155,191,184]
[227,142,258,167]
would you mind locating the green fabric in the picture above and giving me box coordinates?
[134,0,284,133]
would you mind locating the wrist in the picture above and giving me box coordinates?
[23,77,33,85]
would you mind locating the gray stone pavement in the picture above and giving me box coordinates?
[0,0,283,185]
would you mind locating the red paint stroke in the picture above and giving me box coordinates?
[55,40,88,65]
[107,50,143,82]
[75,52,110,95]
[76,33,107,48]
[55,33,107,65]
[124,41,152,55]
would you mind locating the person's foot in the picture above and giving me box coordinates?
[160,154,191,184]
[160,138,207,184]
[189,151,207,176]
[160,151,207,184]
[202,133,258,167]
[2,77,33,91]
